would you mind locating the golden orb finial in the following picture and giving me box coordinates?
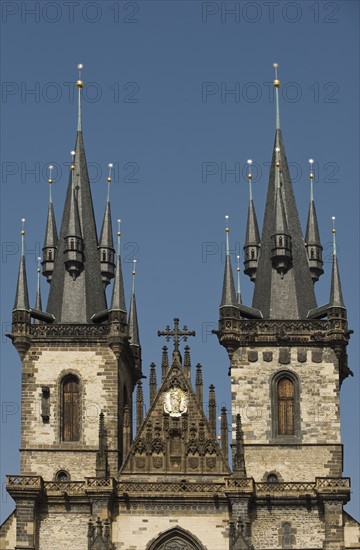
[273,62,280,88]
[76,63,84,88]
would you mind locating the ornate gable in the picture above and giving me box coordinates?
[121,352,229,476]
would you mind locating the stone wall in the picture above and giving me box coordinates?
[0,511,16,550]
[20,346,120,479]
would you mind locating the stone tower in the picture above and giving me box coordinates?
[1,65,359,550]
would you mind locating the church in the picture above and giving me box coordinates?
[1,64,359,549]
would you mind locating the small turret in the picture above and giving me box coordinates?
[42,165,58,283]
[208,384,216,434]
[109,219,127,336]
[34,257,43,324]
[95,412,109,478]
[128,259,141,369]
[12,219,31,358]
[236,255,242,305]
[183,345,191,378]
[136,381,144,433]
[220,406,228,463]
[305,159,324,283]
[63,151,84,280]
[243,160,260,282]
[220,216,237,307]
[328,217,346,320]
[195,363,203,407]
[161,346,169,380]
[270,146,292,277]
[233,413,246,478]
[99,164,115,289]
[149,363,157,406]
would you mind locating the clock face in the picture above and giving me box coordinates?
[163,387,188,417]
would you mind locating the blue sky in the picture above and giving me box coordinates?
[1,0,359,522]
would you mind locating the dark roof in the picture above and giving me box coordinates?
[305,200,322,246]
[244,199,260,246]
[99,201,114,250]
[46,131,106,322]
[43,201,58,249]
[110,254,127,313]
[330,254,345,308]
[13,255,30,311]
[128,290,140,347]
[251,129,317,319]
[220,256,236,307]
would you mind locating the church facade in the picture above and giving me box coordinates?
[1,67,359,550]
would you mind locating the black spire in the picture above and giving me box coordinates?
[42,166,58,283]
[14,221,30,312]
[243,161,260,282]
[110,220,127,316]
[305,161,324,283]
[63,182,84,280]
[329,220,345,309]
[220,218,236,307]
[45,131,106,322]
[251,129,317,319]
[99,165,115,289]
[128,260,141,368]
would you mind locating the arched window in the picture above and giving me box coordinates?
[61,375,80,441]
[282,522,292,548]
[147,527,204,550]
[271,371,300,440]
[277,377,294,435]
[55,470,69,482]
[267,473,278,483]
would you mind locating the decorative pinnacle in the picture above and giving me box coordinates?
[309,158,315,201]
[107,163,113,202]
[37,256,41,292]
[48,165,54,203]
[76,64,84,131]
[273,62,280,130]
[132,259,137,294]
[225,215,230,256]
[117,219,121,256]
[247,159,253,200]
[332,216,337,256]
[236,254,241,296]
[21,218,26,256]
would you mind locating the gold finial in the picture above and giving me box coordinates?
[132,259,137,293]
[225,215,230,256]
[48,164,53,184]
[236,255,240,273]
[70,150,75,171]
[117,219,121,256]
[275,146,280,168]
[76,63,84,88]
[273,62,280,88]
[21,218,26,256]
[309,158,315,201]
[37,256,41,274]
[247,159,253,200]
[332,216,337,255]
[107,163,113,202]
[132,259,137,276]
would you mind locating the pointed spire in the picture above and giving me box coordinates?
[195,363,203,407]
[161,346,169,380]
[110,219,127,313]
[34,257,43,324]
[220,216,236,307]
[99,164,115,289]
[184,345,191,378]
[329,217,345,308]
[233,413,246,478]
[14,219,30,311]
[208,385,216,434]
[63,151,84,280]
[149,363,157,406]
[136,381,144,433]
[305,159,324,283]
[45,70,106,323]
[122,405,131,461]
[252,65,317,319]
[243,159,260,282]
[76,64,84,132]
[42,165,58,283]
[128,259,141,353]
[95,412,109,478]
[220,406,228,463]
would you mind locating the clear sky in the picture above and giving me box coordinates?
[1,0,359,523]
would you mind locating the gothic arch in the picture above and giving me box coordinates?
[270,369,301,441]
[146,527,205,550]
[59,372,82,442]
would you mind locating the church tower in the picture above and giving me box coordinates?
[6,66,142,549]
[217,64,355,549]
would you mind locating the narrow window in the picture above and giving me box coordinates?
[282,522,292,548]
[56,470,69,482]
[62,375,80,441]
[277,377,294,435]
